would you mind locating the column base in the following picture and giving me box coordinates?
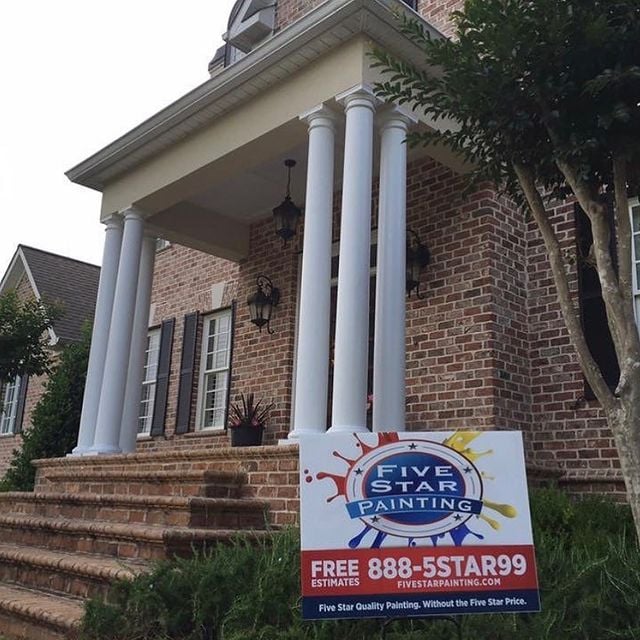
[286,428,328,440]
[326,425,369,434]
[68,446,91,457]
[86,445,123,455]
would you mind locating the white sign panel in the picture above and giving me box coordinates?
[299,431,540,620]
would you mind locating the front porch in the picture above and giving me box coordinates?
[66,0,474,457]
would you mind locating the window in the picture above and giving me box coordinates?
[0,377,21,435]
[630,199,640,322]
[196,310,233,430]
[575,203,619,397]
[138,329,161,436]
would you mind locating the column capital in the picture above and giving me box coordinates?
[118,206,146,222]
[103,214,123,231]
[376,104,417,131]
[335,84,380,112]
[299,104,338,132]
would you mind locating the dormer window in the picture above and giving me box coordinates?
[226,0,276,54]
[209,0,276,76]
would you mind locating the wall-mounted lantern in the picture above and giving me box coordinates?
[406,229,431,299]
[273,159,302,246]
[247,275,280,334]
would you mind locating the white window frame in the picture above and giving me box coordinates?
[195,309,233,431]
[0,376,21,436]
[630,198,640,326]
[137,328,161,437]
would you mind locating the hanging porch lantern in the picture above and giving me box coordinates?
[406,229,431,299]
[247,275,280,334]
[273,159,302,246]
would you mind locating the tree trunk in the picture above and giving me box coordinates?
[608,383,640,541]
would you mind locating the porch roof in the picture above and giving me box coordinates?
[65,0,443,193]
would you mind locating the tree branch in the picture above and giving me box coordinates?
[514,163,616,412]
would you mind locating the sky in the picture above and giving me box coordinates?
[0,0,237,272]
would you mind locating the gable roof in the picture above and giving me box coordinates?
[0,246,100,344]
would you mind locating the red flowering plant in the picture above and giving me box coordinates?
[228,393,274,430]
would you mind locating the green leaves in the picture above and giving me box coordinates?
[79,492,639,640]
[371,0,640,203]
[0,326,90,492]
[0,291,59,381]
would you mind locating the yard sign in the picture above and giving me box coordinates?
[299,431,540,620]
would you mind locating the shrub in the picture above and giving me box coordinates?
[80,490,639,640]
[0,326,90,492]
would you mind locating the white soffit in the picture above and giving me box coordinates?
[66,0,442,192]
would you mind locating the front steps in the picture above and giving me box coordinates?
[0,445,297,640]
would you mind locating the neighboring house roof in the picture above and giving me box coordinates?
[0,246,100,345]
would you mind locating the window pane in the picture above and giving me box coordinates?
[0,377,20,435]
[138,329,160,437]
[632,207,640,232]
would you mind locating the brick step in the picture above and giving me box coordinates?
[0,543,147,600]
[36,469,248,499]
[0,492,269,530]
[34,445,299,487]
[0,514,271,561]
[0,583,83,640]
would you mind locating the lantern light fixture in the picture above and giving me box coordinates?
[247,275,280,334]
[273,159,302,246]
[406,229,431,299]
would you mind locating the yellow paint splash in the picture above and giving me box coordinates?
[442,431,493,462]
[483,500,518,519]
[480,514,501,530]
[443,430,518,531]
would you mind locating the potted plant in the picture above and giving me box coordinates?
[228,393,274,447]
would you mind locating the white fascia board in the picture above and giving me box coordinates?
[0,249,23,295]
[66,0,442,192]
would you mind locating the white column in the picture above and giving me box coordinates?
[71,215,123,455]
[90,208,145,454]
[329,86,377,433]
[290,106,336,439]
[119,234,157,454]
[373,110,410,432]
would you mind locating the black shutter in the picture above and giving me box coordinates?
[14,376,28,433]
[223,303,237,431]
[150,318,175,437]
[575,203,620,398]
[175,312,199,434]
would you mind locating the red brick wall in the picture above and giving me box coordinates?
[416,0,465,36]
[275,0,465,35]
[526,204,620,489]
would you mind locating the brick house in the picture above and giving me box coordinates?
[0,246,100,475]
[61,0,634,496]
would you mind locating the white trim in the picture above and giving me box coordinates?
[195,309,233,431]
[629,197,640,325]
